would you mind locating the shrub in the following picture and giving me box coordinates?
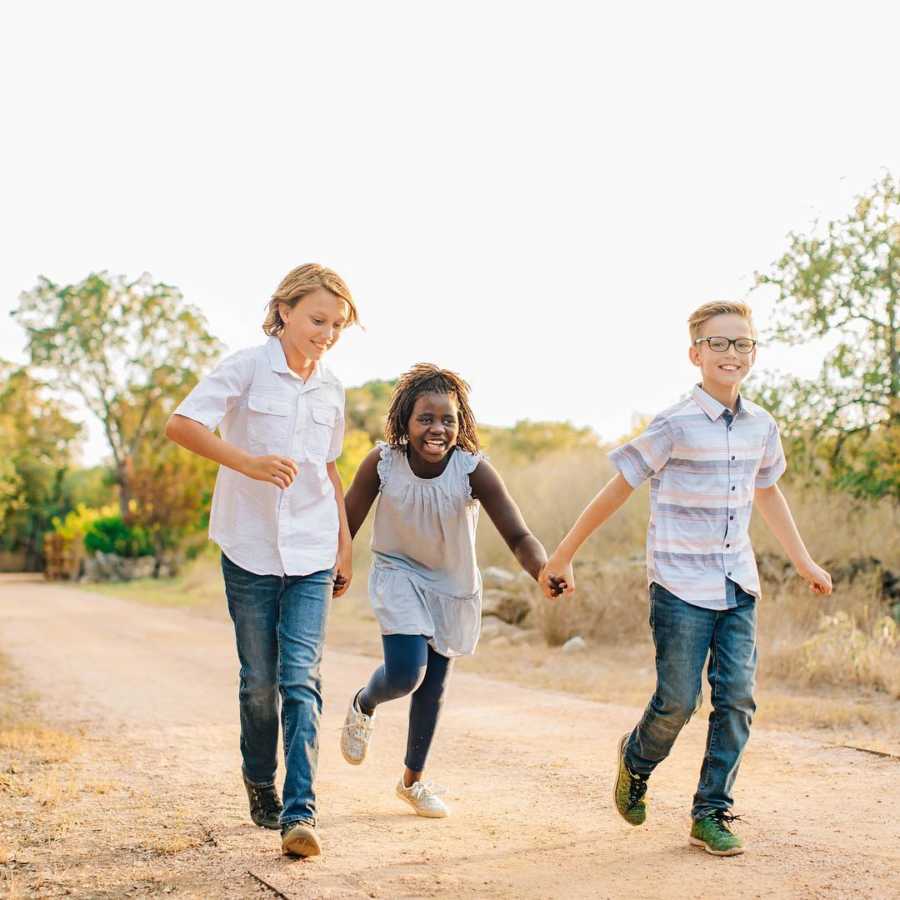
[83,516,154,558]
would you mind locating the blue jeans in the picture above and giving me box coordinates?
[221,553,333,827]
[625,581,758,821]
[358,635,453,773]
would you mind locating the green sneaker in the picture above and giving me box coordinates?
[613,733,649,826]
[689,811,744,856]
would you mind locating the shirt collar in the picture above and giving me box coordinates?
[266,336,334,388]
[691,384,754,422]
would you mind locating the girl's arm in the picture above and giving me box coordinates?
[344,447,382,539]
[326,461,353,597]
[540,472,634,596]
[469,461,559,590]
[165,414,299,489]
[754,484,832,594]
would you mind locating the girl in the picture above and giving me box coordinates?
[340,363,563,817]
[165,263,357,858]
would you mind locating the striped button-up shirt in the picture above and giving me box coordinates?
[609,385,786,610]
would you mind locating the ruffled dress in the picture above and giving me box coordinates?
[368,442,484,657]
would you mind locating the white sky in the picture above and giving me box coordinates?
[2,1,899,464]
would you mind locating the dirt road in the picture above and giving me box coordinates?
[1,578,897,899]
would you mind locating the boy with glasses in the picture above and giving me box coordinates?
[540,301,832,856]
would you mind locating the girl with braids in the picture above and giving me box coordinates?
[340,363,564,817]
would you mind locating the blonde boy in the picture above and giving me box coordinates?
[540,302,831,856]
[166,264,357,858]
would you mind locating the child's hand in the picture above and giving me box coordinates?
[539,558,575,599]
[243,454,299,489]
[333,546,352,598]
[798,560,833,596]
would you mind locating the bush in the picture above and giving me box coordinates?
[51,503,117,542]
[83,516,154,558]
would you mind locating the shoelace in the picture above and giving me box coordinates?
[712,811,743,831]
[249,782,281,815]
[629,771,648,805]
[407,779,446,801]
[341,714,374,742]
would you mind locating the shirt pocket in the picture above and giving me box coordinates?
[246,393,293,454]
[305,404,337,462]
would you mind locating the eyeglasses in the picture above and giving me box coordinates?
[694,336,757,354]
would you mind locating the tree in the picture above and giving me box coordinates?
[0,361,82,567]
[13,272,224,517]
[755,172,900,500]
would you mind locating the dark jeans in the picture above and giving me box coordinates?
[625,581,758,820]
[221,553,332,827]
[358,634,453,773]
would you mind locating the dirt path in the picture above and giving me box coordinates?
[1,578,897,899]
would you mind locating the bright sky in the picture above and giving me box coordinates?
[2,2,899,464]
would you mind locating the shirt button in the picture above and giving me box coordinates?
[727,571,732,576]
[731,486,736,491]
[730,515,734,521]
[726,543,730,548]
[731,455,736,461]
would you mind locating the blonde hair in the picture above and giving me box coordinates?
[263,263,358,336]
[688,301,755,342]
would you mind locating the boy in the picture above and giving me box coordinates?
[540,301,831,856]
[165,263,357,858]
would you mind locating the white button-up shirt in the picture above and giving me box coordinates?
[609,385,786,610]
[174,337,345,576]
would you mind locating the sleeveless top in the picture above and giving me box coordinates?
[368,442,483,657]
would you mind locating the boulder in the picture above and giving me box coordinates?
[561,635,587,654]
[482,588,531,625]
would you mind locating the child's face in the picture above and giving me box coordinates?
[279,288,350,363]
[406,392,460,463]
[688,312,757,392]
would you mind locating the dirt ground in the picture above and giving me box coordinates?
[1,576,898,899]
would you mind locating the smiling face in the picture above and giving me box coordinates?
[406,392,460,465]
[688,312,757,398]
[278,287,349,365]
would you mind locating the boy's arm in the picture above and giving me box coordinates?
[165,414,299,488]
[754,484,832,594]
[469,461,563,595]
[540,472,634,596]
[326,462,353,597]
[343,447,382,539]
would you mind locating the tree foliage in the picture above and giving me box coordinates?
[0,361,82,567]
[12,272,224,516]
[756,172,900,500]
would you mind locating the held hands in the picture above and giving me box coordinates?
[798,560,833,596]
[243,454,299,489]
[333,544,352,599]
[538,556,575,600]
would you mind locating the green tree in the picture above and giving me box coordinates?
[0,361,82,568]
[12,272,224,517]
[756,172,900,500]
[345,378,396,441]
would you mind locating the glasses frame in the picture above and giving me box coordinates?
[694,336,758,354]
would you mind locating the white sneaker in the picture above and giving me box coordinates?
[395,778,449,818]
[340,692,375,765]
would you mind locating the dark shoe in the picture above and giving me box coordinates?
[281,821,322,857]
[242,771,283,830]
[613,733,649,826]
[689,811,745,856]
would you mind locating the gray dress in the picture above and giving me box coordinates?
[368,442,484,657]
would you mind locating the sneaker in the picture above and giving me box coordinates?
[613,733,649,826]
[340,691,375,765]
[689,811,745,856]
[396,778,449,818]
[242,770,283,830]
[281,820,322,858]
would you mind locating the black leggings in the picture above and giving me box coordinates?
[358,634,453,773]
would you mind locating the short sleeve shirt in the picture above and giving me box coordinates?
[174,336,345,576]
[608,385,786,610]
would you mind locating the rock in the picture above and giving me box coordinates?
[482,588,531,625]
[561,635,587,654]
[482,566,516,589]
[488,635,511,648]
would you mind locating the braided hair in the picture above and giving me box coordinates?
[384,363,480,453]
